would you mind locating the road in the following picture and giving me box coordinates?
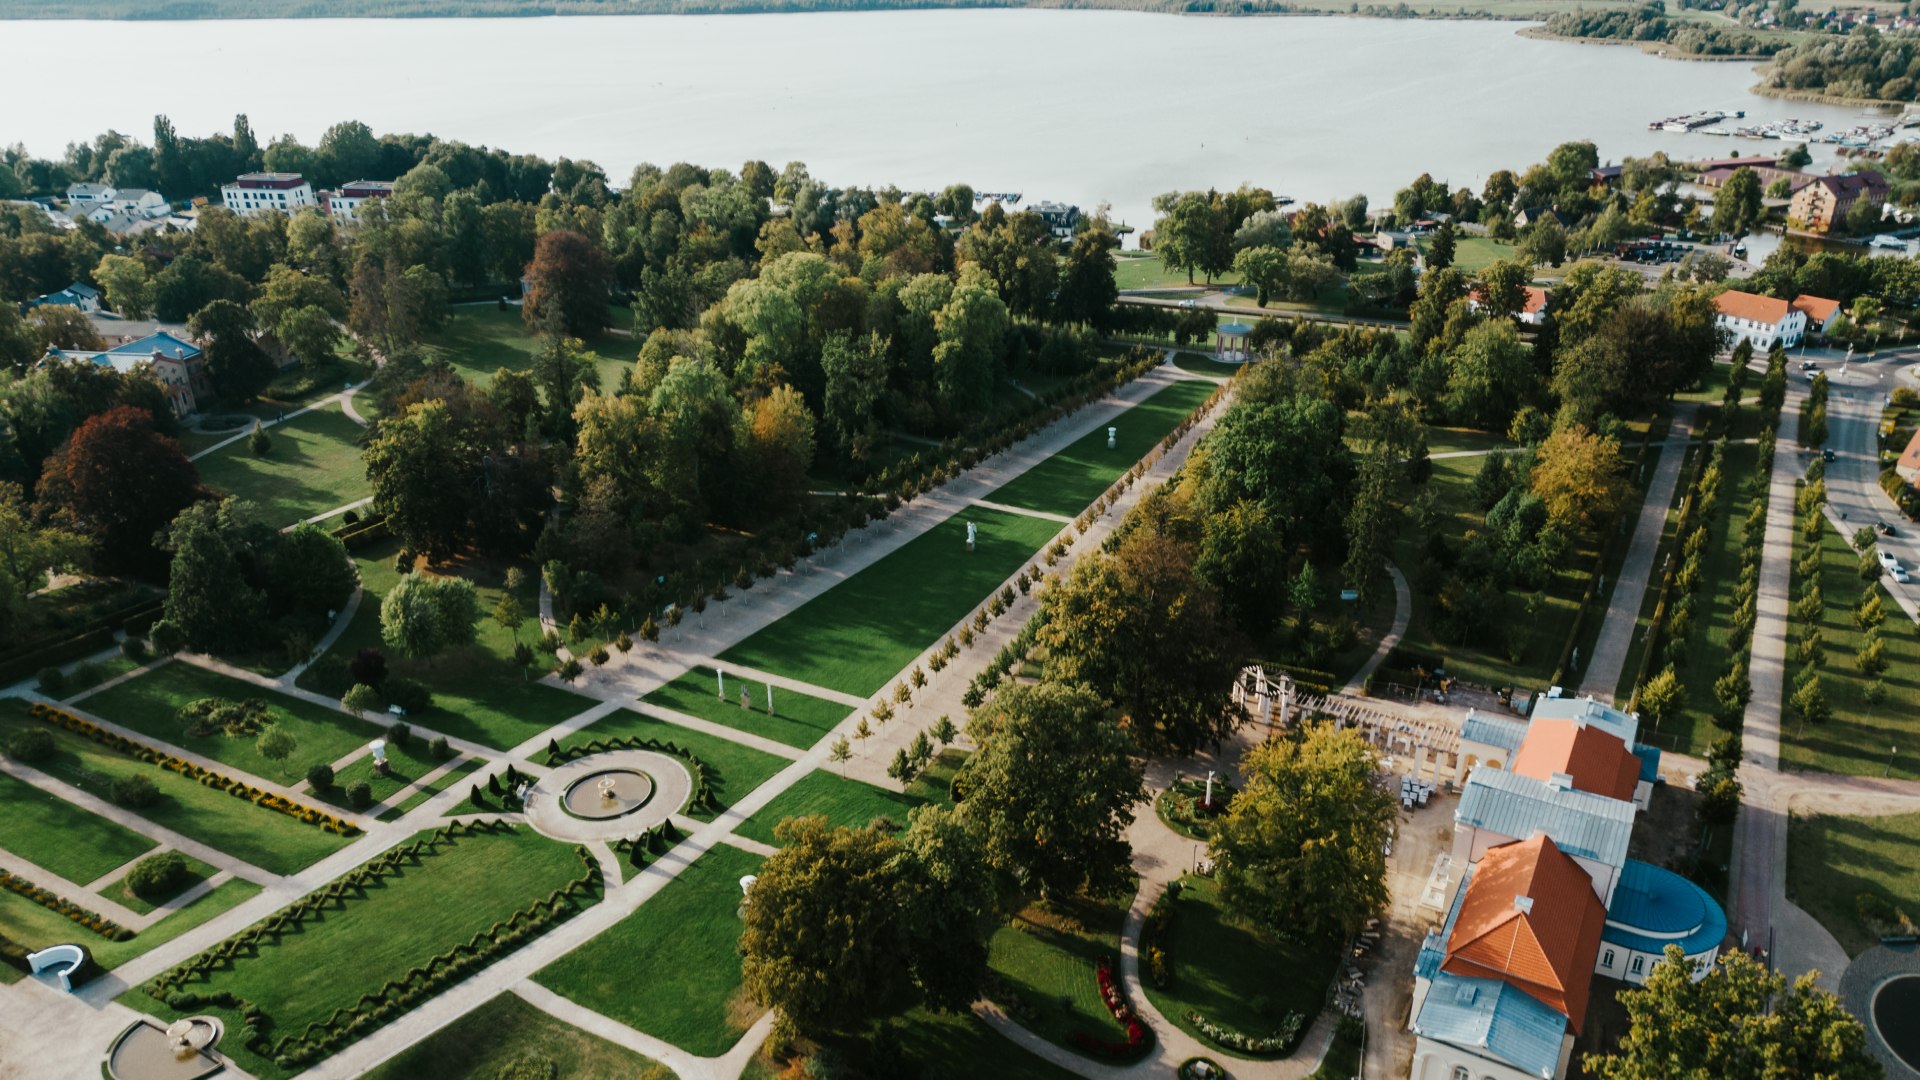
[1813,346,1920,621]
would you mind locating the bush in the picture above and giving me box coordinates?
[349,647,388,688]
[4,728,54,763]
[345,781,373,811]
[36,666,67,696]
[112,773,160,809]
[120,637,148,663]
[126,852,190,899]
[383,678,432,715]
[387,721,413,748]
[429,736,451,760]
[306,763,335,790]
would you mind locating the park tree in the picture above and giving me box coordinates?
[1211,724,1397,941]
[1634,665,1687,730]
[1427,219,1457,269]
[1233,245,1289,307]
[267,524,355,620]
[522,229,614,339]
[1055,226,1119,329]
[379,572,480,663]
[1517,215,1567,267]
[364,399,474,561]
[955,681,1142,899]
[42,405,202,575]
[256,726,297,769]
[932,266,1009,415]
[26,305,105,352]
[159,498,272,652]
[276,305,341,369]
[0,481,84,643]
[1446,319,1535,430]
[189,299,276,403]
[1152,190,1231,284]
[1475,258,1531,322]
[731,384,816,523]
[1714,166,1764,237]
[1585,945,1877,1080]
[739,810,993,1037]
[1530,424,1630,532]
[819,330,886,459]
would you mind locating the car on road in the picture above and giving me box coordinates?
[1822,448,1837,462]
[1895,565,1912,584]
[1879,549,1902,570]
[1802,360,1818,372]
[1881,521,1899,537]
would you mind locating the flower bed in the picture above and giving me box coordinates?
[1184,1009,1307,1056]
[1070,956,1151,1060]
[28,702,358,837]
[0,868,132,941]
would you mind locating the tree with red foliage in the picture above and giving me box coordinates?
[521,230,613,340]
[45,405,203,575]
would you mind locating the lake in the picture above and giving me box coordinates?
[0,12,1892,230]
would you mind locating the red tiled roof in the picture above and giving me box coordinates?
[1714,289,1793,326]
[1900,428,1920,474]
[1511,719,1640,802]
[1522,286,1549,315]
[1442,835,1607,1031]
[1791,295,1842,323]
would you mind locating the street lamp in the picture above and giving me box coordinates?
[1887,744,1899,778]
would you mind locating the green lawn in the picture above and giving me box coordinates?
[297,540,593,751]
[1172,353,1245,379]
[0,768,156,884]
[315,736,468,819]
[556,708,792,820]
[1421,235,1517,274]
[0,703,353,876]
[1782,523,1920,780]
[1787,809,1920,958]
[985,895,1134,1054]
[83,662,379,786]
[362,992,675,1080]
[0,873,259,981]
[985,379,1218,517]
[1113,253,1241,291]
[422,306,632,390]
[641,667,850,750]
[1141,874,1340,1059]
[535,842,764,1057]
[719,508,1061,697]
[193,403,369,527]
[126,825,593,1080]
[733,768,934,847]
[106,853,220,915]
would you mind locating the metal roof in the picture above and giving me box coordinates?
[1461,711,1528,755]
[1412,971,1568,1080]
[105,331,200,362]
[1630,743,1661,784]
[1456,766,1636,869]
[1528,696,1639,747]
[1601,859,1727,958]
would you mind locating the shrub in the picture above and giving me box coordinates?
[345,781,373,811]
[306,763,335,790]
[112,773,159,808]
[429,736,451,760]
[387,722,412,748]
[126,852,190,899]
[590,646,610,666]
[36,666,67,696]
[349,647,388,688]
[120,637,149,663]
[383,678,432,715]
[4,728,54,763]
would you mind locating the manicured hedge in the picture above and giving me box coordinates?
[546,736,723,813]
[0,868,133,941]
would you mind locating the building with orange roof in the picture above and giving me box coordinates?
[1510,718,1646,808]
[1713,289,1806,350]
[1899,428,1920,486]
[1440,836,1609,1025]
[1790,294,1843,338]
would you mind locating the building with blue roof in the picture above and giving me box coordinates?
[21,282,101,315]
[1527,694,1640,746]
[1597,859,1727,982]
[43,331,208,416]
[1460,708,1529,764]
[1454,766,1637,902]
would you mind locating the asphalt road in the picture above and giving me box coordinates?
[1806,346,1920,622]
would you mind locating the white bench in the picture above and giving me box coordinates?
[27,944,86,991]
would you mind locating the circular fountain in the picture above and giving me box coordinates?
[1874,975,1920,1073]
[560,767,656,821]
[107,1016,223,1080]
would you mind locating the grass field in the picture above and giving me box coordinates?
[314,735,467,819]
[558,708,791,819]
[83,662,379,786]
[0,703,353,875]
[733,769,932,846]
[718,508,1061,697]
[107,853,219,915]
[1113,253,1241,292]
[1421,235,1517,274]
[1787,809,1920,957]
[0,768,156,884]
[1782,523,1920,780]
[1172,353,1245,379]
[1141,874,1340,1059]
[422,306,632,390]
[127,826,592,1080]
[362,992,675,1080]
[985,379,1216,517]
[535,842,764,1057]
[0,874,259,982]
[298,540,592,750]
[193,403,369,527]
[986,895,1133,1053]
[641,667,850,750]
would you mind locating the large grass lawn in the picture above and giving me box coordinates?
[0,768,155,884]
[985,895,1133,1054]
[985,379,1217,517]
[556,708,791,820]
[1421,235,1517,274]
[1783,523,1920,780]
[0,703,353,876]
[1787,809,1920,958]
[421,306,632,390]
[0,873,260,982]
[1172,353,1246,379]
[641,667,850,750]
[535,842,764,1057]
[314,735,467,819]
[719,508,1061,697]
[362,992,675,1080]
[1113,253,1241,291]
[297,540,593,751]
[733,768,934,847]
[193,403,368,527]
[1141,874,1340,1059]
[127,825,593,1080]
[84,662,379,786]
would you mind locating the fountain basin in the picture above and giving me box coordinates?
[560,767,656,820]
[1874,974,1920,1072]
[107,1017,223,1080]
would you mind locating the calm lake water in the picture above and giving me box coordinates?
[0,12,1894,230]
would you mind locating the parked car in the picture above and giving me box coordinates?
[1822,448,1837,462]
[1879,549,1902,570]
[1894,565,1912,584]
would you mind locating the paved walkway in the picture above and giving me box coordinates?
[185,385,362,463]
[1579,403,1699,701]
[1342,562,1409,696]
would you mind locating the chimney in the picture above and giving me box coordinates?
[1513,896,1534,915]
[1548,772,1574,791]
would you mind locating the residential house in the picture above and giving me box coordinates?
[64,182,114,204]
[1409,696,1724,1080]
[1027,200,1082,239]
[1697,165,1817,198]
[322,179,395,223]
[1791,294,1843,338]
[1713,290,1807,350]
[45,330,211,415]
[22,282,102,315]
[1897,428,1920,486]
[1515,208,1573,231]
[220,172,316,216]
[1788,172,1888,233]
[1469,286,1550,327]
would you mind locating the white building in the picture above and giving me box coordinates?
[220,172,316,216]
[322,180,395,223]
[64,182,114,204]
[1713,290,1806,350]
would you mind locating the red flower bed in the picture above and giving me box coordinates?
[1071,957,1151,1059]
